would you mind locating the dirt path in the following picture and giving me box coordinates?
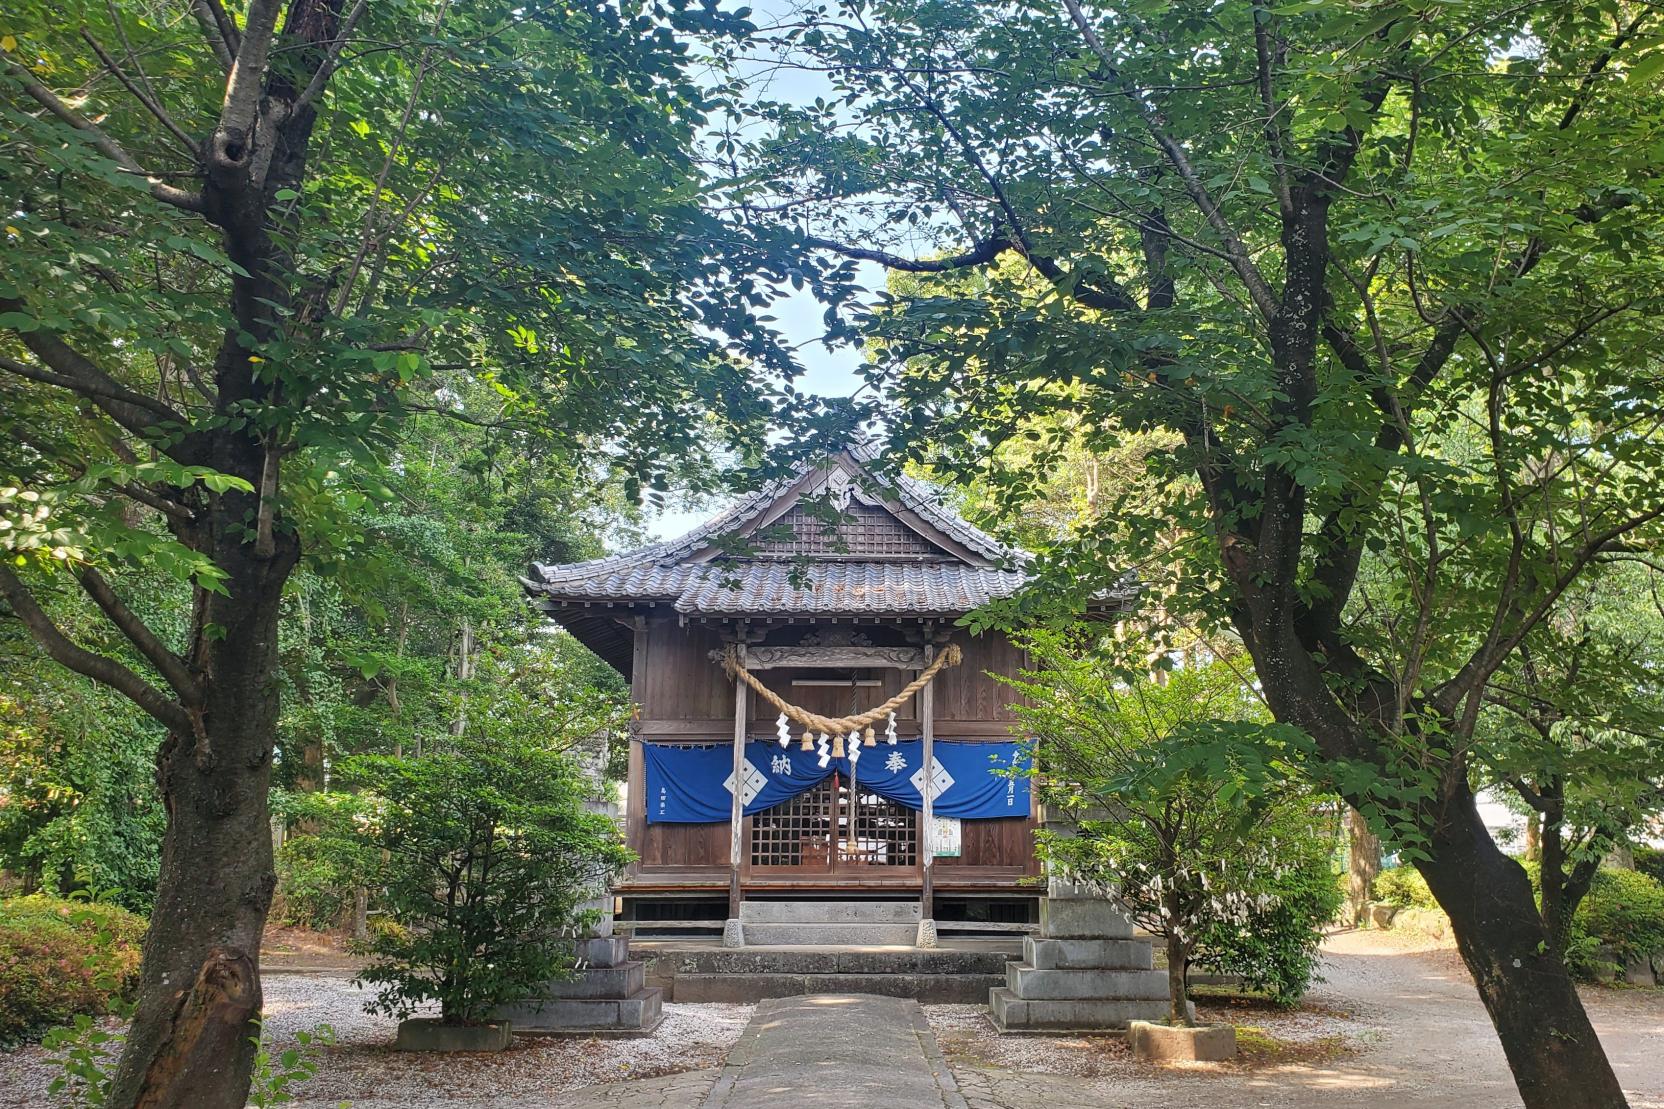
[941,929,1664,1109]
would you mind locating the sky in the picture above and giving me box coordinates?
[644,9,881,540]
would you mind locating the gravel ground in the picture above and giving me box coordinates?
[927,991,1361,1082]
[4,931,1661,1108]
[939,929,1664,1109]
[0,976,752,1109]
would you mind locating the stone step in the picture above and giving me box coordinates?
[1004,964,1168,1000]
[988,987,1171,1032]
[534,961,647,1000]
[1039,898,1134,939]
[642,946,1012,977]
[739,900,922,924]
[673,971,1001,1005]
[1025,936,1153,971]
[741,922,919,946]
[495,987,664,1035]
[575,936,631,968]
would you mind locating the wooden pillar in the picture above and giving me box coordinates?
[728,637,748,920]
[919,640,936,925]
[625,615,647,881]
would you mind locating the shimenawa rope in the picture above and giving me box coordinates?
[722,643,963,754]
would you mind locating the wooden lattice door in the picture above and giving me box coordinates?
[748,773,917,873]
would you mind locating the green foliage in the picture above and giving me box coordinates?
[271,790,380,931]
[1010,631,1337,1015]
[1374,866,1439,911]
[335,654,631,1023]
[247,1022,337,1109]
[273,837,355,933]
[1194,812,1344,1007]
[1636,846,1664,887]
[43,1013,121,1108]
[0,638,166,913]
[1570,868,1664,976]
[0,895,144,1045]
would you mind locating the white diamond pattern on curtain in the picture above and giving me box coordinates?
[910,757,954,801]
[723,761,768,806]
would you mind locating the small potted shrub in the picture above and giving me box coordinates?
[332,715,630,1051]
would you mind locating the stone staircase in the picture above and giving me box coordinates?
[989,894,1171,1032]
[737,899,922,946]
[641,941,1010,1004]
[494,935,664,1036]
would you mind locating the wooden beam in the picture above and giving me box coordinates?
[709,645,927,670]
[920,640,936,918]
[728,637,748,918]
[625,615,648,880]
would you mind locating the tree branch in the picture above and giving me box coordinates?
[190,0,240,70]
[294,0,370,112]
[208,0,286,180]
[75,565,202,707]
[80,28,202,158]
[1060,0,1278,319]
[0,51,205,212]
[0,331,189,445]
[0,562,193,736]
[799,232,1011,273]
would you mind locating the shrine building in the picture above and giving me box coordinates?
[525,444,1133,946]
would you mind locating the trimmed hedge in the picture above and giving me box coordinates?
[1373,865,1439,910]
[0,896,146,1043]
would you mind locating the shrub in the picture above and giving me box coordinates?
[0,895,145,1043]
[1569,867,1664,977]
[1374,865,1439,910]
[274,835,354,930]
[271,790,381,931]
[1013,634,1338,1021]
[334,731,632,1024]
[1635,845,1664,887]
[1194,818,1344,1006]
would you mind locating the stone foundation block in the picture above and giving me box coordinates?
[494,986,664,1035]
[532,961,646,1000]
[395,1018,512,1052]
[1025,936,1152,971]
[673,970,1000,1005]
[576,936,631,967]
[738,901,921,924]
[1039,898,1134,939]
[1128,1020,1236,1062]
[1005,964,1167,1001]
[988,987,1170,1032]
[741,922,918,945]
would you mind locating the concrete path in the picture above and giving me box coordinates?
[701,994,967,1108]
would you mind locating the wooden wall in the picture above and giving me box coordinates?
[624,609,1038,887]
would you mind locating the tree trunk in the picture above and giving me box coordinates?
[110,540,296,1109]
[1163,930,1190,1028]
[1161,873,1191,1027]
[1346,807,1380,926]
[1417,788,1628,1109]
[1242,618,1626,1107]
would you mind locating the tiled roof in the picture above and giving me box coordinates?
[525,443,1129,619]
[689,562,1024,615]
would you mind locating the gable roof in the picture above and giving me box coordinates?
[525,444,1136,672]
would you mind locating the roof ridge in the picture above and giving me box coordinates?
[531,442,1025,589]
